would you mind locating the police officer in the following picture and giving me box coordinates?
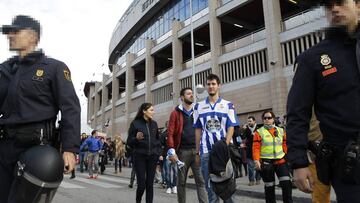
[286,0,360,202]
[0,15,80,202]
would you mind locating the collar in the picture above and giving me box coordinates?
[178,104,193,116]
[9,50,44,66]
[325,26,359,44]
[206,97,222,110]
[205,96,222,105]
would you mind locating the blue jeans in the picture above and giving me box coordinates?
[79,151,87,171]
[165,159,178,188]
[200,153,234,203]
[248,158,261,182]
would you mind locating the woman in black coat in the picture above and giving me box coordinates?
[127,103,161,203]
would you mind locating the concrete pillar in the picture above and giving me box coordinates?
[101,74,108,133]
[111,66,120,140]
[208,0,222,75]
[145,39,155,103]
[88,85,95,128]
[262,0,287,117]
[94,82,101,130]
[172,20,183,105]
[125,53,135,130]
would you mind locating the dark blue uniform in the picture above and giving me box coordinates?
[0,50,80,202]
[286,27,360,202]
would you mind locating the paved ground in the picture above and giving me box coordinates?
[53,164,336,203]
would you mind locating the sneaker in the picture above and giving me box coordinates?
[256,180,261,185]
[70,175,76,179]
[171,186,177,194]
[248,181,255,186]
[166,188,172,194]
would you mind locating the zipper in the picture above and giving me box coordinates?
[146,123,151,155]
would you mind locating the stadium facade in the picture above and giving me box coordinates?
[83,0,327,139]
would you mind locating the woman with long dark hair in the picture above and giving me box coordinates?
[127,103,161,203]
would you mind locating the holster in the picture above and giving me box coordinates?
[315,141,333,185]
[340,140,360,185]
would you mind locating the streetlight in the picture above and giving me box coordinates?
[190,0,196,102]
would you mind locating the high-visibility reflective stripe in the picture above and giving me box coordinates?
[264,181,275,187]
[279,176,291,181]
[260,151,285,158]
[261,142,282,147]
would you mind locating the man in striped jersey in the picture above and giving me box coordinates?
[194,74,239,203]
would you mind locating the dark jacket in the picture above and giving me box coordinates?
[209,139,236,200]
[127,118,161,156]
[0,51,80,153]
[242,124,262,159]
[287,27,360,169]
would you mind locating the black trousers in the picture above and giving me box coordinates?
[114,157,122,172]
[0,138,29,203]
[330,161,360,203]
[134,153,158,203]
[260,161,293,203]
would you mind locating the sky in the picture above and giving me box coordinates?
[0,0,133,134]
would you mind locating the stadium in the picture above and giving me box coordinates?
[84,0,327,139]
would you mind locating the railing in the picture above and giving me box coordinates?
[152,84,173,105]
[135,81,146,91]
[282,7,325,31]
[220,49,268,84]
[154,68,173,82]
[222,28,266,54]
[180,69,211,90]
[183,51,211,70]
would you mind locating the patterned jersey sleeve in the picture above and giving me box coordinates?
[193,102,202,128]
[226,102,240,129]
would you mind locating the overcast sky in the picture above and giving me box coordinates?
[0,0,133,134]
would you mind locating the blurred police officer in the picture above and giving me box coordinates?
[0,15,80,202]
[286,0,360,202]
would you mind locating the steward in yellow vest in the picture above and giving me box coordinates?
[252,110,293,203]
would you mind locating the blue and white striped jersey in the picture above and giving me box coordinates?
[193,97,239,154]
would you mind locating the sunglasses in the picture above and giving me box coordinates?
[263,117,273,120]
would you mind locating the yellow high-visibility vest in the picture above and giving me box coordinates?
[257,126,285,159]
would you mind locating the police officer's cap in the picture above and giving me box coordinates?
[1,15,41,37]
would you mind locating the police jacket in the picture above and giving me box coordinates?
[127,117,161,156]
[286,27,360,169]
[80,136,102,152]
[0,51,81,153]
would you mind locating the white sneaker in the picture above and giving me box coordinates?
[171,186,177,194]
[166,188,171,194]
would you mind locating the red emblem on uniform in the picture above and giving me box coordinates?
[322,67,337,77]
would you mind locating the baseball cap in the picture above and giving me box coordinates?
[1,15,41,37]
